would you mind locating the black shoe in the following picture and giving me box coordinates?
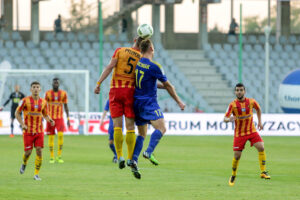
[118,157,125,169]
[20,164,26,174]
[130,160,141,179]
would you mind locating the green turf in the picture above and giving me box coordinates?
[0,135,300,200]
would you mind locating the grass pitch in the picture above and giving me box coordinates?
[0,135,300,200]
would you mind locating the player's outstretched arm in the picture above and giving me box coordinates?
[1,95,12,110]
[157,82,165,89]
[94,58,118,94]
[15,110,27,130]
[162,81,185,110]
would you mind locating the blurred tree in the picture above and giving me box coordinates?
[64,0,98,33]
[244,3,300,34]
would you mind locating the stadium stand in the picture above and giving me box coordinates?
[204,34,300,113]
[0,31,213,113]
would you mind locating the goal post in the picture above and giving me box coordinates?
[0,69,90,135]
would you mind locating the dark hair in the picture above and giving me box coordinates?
[53,77,59,82]
[31,81,40,87]
[135,36,146,49]
[140,39,152,54]
[235,83,245,90]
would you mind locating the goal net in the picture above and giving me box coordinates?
[0,68,90,135]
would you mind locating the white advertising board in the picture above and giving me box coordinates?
[0,112,299,136]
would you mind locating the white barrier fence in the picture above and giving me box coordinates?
[0,112,300,136]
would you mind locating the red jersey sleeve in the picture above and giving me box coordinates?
[252,99,261,110]
[16,98,26,112]
[225,103,233,118]
[112,48,121,59]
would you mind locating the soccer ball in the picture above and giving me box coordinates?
[137,24,153,39]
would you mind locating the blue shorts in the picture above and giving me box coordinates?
[134,97,164,126]
[108,116,114,140]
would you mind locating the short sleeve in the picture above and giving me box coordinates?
[16,99,26,112]
[104,100,109,111]
[153,62,167,83]
[112,48,121,59]
[225,103,233,118]
[252,99,261,110]
[63,92,68,104]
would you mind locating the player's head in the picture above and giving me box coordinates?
[52,77,60,90]
[133,36,146,49]
[14,85,20,92]
[235,83,246,100]
[30,81,41,96]
[140,39,154,55]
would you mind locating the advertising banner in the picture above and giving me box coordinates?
[0,112,299,136]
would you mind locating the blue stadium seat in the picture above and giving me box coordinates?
[66,32,76,41]
[12,32,22,40]
[5,41,14,48]
[45,32,55,41]
[61,42,70,49]
[87,33,97,42]
[82,42,91,50]
[56,33,65,41]
[71,42,80,49]
[50,41,59,49]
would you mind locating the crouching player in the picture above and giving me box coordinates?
[16,81,55,181]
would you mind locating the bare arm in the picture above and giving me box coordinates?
[64,103,70,127]
[15,110,27,130]
[162,81,185,110]
[94,58,118,94]
[44,115,55,126]
[224,116,235,123]
[255,106,263,130]
[100,110,108,126]
[157,82,165,89]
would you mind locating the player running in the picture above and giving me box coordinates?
[0,85,25,137]
[45,78,70,164]
[99,99,117,163]
[16,81,55,181]
[94,37,144,169]
[224,83,271,186]
[129,39,185,179]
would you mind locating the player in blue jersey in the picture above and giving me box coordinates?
[99,99,117,163]
[129,39,185,179]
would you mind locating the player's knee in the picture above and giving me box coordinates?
[109,140,114,144]
[36,148,42,157]
[25,149,32,156]
[258,146,264,152]
[159,126,166,135]
[234,152,241,160]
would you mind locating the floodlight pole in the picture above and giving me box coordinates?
[264,27,271,114]
[98,0,103,112]
[238,3,243,83]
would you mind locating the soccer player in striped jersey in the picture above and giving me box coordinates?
[130,39,185,179]
[94,37,144,169]
[45,78,70,164]
[224,83,270,186]
[16,81,55,181]
[99,99,117,163]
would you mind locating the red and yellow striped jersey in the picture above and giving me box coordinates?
[16,96,48,134]
[45,90,68,120]
[110,47,141,89]
[225,98,261,137]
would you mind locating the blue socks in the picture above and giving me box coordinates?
[132,136,145,162]
[109,143,117,158]
[146,129,163,155]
